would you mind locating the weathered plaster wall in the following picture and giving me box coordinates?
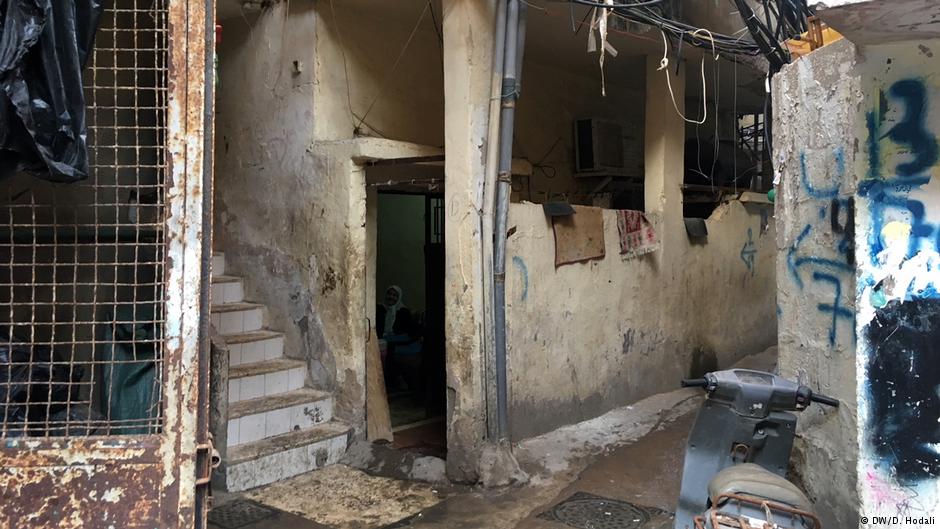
[854,40,940,521]
[313,1,445,144]
[505,199,776,441]
[772,38,861,528]
[214,3,348,412]
[439,0,494,482]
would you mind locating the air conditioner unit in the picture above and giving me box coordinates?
[574,118,626,175]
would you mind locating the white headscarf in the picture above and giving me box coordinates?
[383,285,404,337]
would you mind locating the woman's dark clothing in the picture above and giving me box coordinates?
[377,305,420,391]
[376,305,414,338]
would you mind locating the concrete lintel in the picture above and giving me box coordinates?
[817,0,940,45]
[314,138,443,164]
[313,138,532,176]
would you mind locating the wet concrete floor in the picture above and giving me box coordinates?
[210,408,695,529]
[395,412,693,529]
[209,348,777,529]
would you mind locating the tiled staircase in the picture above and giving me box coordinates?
[211,252,349,492]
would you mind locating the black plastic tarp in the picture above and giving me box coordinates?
[0,0,102,182]
[0,329,86,437]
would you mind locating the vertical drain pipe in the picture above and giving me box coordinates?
[493,0,526,441]
[482,0,509,441]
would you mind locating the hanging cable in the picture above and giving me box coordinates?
[658,29,717,125]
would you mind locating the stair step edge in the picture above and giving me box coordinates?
[230,358,306,379]
[228,388,331,420]
[227,421,350,466]
[220,329,284,344]
[211,302,264,314]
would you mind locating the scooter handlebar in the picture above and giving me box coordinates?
[810,392,840,408]
[681,378,709,389]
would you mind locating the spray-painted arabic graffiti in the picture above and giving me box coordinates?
[740,228,756,276]
[861,77,940,494]
[787,149,855,346]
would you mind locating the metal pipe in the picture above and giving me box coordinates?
[514,2,527,96]
[481,0,509,441]
[493,0,525,441]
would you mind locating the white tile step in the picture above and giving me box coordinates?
[228,358,306,404]
[211,275,244,305]
[226,421,350,492]
[212,253,226,278]
[227,388,333,447]
[211,302,264,335]
[222,329,285,366]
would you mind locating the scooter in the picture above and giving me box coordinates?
[674,369,840,529]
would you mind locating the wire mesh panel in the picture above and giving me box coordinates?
[0,1,169,437]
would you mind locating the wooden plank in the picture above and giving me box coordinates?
[366,333,393,442]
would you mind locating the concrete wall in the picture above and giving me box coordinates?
[775,36,940,522]
[505,199,776,440]
[772,39,861,528]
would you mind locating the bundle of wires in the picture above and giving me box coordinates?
[562,0,813,71]
[731,0,813,71]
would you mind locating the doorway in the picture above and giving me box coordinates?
[375,190,447,458]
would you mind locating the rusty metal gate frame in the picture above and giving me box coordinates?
[0,0,212,527]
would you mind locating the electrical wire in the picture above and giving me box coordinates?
[555,0,763,57]
[329,0,358,129]
[427,0,444,45]
[658,29,715,125]
[356,3,431,133]
[558,0,812,64]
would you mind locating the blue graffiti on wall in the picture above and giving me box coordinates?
[788,149,855,346]
[861,78,940,486]
[512,256,528,302]
[862,78,940,266]
[800,148,845,199]
[740,228,757,276]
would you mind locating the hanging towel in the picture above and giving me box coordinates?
[552,206,606,267]
[616,209,658,258]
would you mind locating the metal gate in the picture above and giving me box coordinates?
[0,1,212,527]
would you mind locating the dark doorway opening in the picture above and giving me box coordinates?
[375,191,446,458]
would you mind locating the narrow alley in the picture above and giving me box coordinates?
[1,0,939,528]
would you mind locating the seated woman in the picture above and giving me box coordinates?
[376,286,422,391]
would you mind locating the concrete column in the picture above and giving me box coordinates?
[441,0,496,481]
[644,56,686,253]
[772,39,860,528]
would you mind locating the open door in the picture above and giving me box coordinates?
[0,1,213,527]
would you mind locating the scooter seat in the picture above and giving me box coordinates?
[708,463,813,513]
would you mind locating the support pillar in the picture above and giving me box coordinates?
[644,56,686,256]
[441,0,497,482]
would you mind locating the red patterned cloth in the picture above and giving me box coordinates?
[616,209,658,258]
